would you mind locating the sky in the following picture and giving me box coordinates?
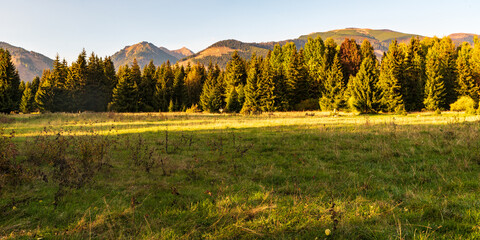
[0,0,479,62]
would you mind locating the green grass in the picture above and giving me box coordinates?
[1,112,480,239]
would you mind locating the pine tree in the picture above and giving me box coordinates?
[139,60,157,111]
[200,63,223,112]
[258,53,276,112]
[0,48,21,113]
[103,57,117,107]
[285,50,309,109]
[225,86,240,113]
[456,42,478,102]
[303,36,326,99]
[224,51,247,88]
[319,54,345,111]
[378,40,405,112]
[402,37,426,111]
[35,70,56,112]
[241,54,262,114]
[350,57,381,113]
[172,65,186,111]
[438,37,458,106]
[270,45,288,111]
[424,44,447,111]
[66,49,88,111]
[20,82,35,113]
[471,36,480,87]
[108,66,138,112]
[184,64,205,108]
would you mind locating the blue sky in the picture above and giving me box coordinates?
[1,0,478,62]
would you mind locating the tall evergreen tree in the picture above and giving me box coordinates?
[241,54,262,114]
[20,82,35,113]
[108,65,138,112]
[438,37,458,106]
[270,45,288,111]
[303,36,326,98]
[319,54,345,111]
[184,64,205,108]
[200,63,223,112]
[378,40,405,112]
[424,44,447,110]
[349,57,381,113]
[402,37,426,111]
[455,42,478,102]
[258,53,276,112]
[172,65,186,111]
[285,49,309,108]
[35,70,56,112]
[0,48,21,113]
[139,60,157,111]
[225,86,241,113]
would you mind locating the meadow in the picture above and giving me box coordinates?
[1,111,480,239]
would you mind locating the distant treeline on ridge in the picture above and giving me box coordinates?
[1,36,480,114]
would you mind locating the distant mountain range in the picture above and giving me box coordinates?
[110,41,193,70]
[1,28,478,82]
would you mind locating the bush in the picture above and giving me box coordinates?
[185,104,202,113]
[450,96,475,113]
[295,98,320,111]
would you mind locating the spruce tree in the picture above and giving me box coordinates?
[0,48,21,113]
[172,65,186,111]
[258,53,276,112]
[139,60,157,111]
[225,86,240,113]
[285,50,309,109]
[319,54,345,111]
[350,57,381,113]
[270,45,288,111]
[200,62,223,112]
[108,66,138,112]
[241,54,262,114]
[20,82,35,113]
[303,36,326,99]
[456,42,478,102]
[378,40,405,112]
[402,38,426,111]
[184,64,205,108]
[35,70,56,112]
[424,45,447,111]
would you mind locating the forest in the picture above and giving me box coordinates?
[1,36,480,114]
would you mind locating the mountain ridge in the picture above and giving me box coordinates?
[0,42,53,82]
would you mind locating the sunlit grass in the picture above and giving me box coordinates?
[1,111,480,239]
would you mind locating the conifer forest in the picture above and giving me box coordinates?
[2,36,480,115]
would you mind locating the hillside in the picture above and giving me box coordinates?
[448,33,478,46]
[178,39,273,67]
[179,28,426,68]
[111,41,193,69]
[0,42,53,82]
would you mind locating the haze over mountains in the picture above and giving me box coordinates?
[2,28,478,82]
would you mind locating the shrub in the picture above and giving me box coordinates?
[295,98,320,111]
[450,96,475,113]
[185,104,202,113]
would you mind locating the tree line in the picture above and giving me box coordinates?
[1,36,480,114]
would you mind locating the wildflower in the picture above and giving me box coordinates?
[12,206,17,210]
[325,229,331,236]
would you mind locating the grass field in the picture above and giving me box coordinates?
[1,112,480,239]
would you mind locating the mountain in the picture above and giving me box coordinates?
[111,41,193,69]
[167,47,194,59]
[0,42,53,82]
[448,33,478,46]
[178,28,426,68]
[178,39,275,67]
